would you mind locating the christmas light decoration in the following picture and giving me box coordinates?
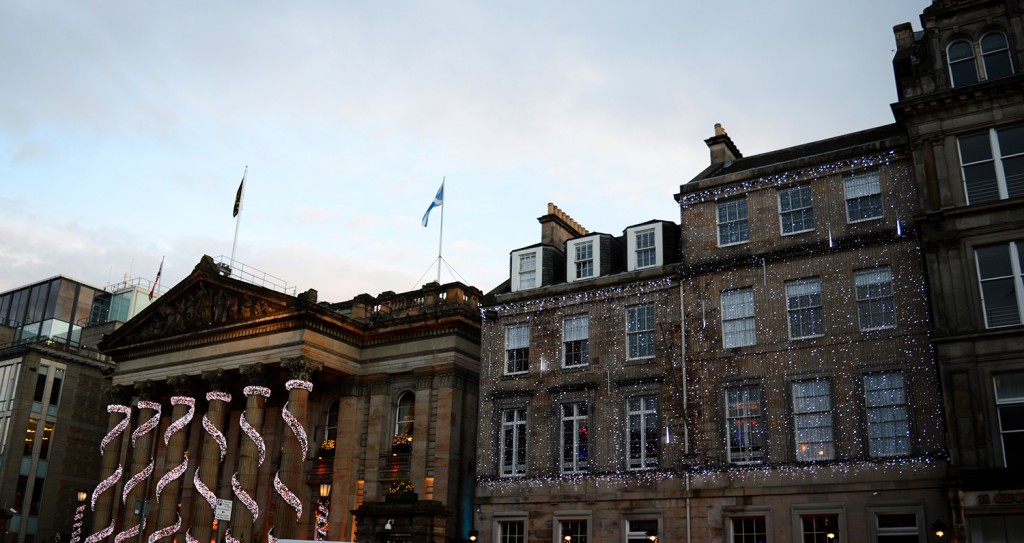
[267,528,277,543]
[274,471,302,521]
[285,379,313,392]
[131,401,162,447]
[225,530,240,543]
[232,472,259,523]
[114,517,144,543]
[91,464,123,510]
[194,466,218,510]
[163,396,195,444]
[185,531,199,543]
[101,404,132,455]
[146,514,181,543]
[203,391,232,462]
[69,502,86,543]
[85,523,113,543]
[155,455,187,502]
[281,401,309,460]
[122,461,153,504]
[315,500,329,540]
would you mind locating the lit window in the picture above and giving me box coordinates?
[786,277,824,339]
[498,520,525,543]
[721,288,756,348]
[792,379,834,461]
[626,519,659,543]
[394,392,415,439]
[717,198,749,246]
[958,125,1024,204]
[948,39,979,87]
[518,253,537,290]
[994,372,1024,468]
[855,267,896,331]
[559,519,588,543]
[975,242,1024,328]
[635,228,657,268]
[627,304,655,359]
[875,512,919,543]
[575,241,594,280]
[981,32,1014,80]
[324,399,339,447]
[563,314,590,367]
[505,324,530,374]
[560,402,589,473]
[779,184,815,235]
[626,395,658,469]
[726,385,763,464]
[730,517,766,543]
[500,408,527,476]
[801,514,839,543]
[844,171,883,222]
[864,372,911,457]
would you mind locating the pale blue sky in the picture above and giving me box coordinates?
[1,1,928,302]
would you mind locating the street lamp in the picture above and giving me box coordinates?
[315,481,332,541]
[932,521,948,540]
[468,530,478,542]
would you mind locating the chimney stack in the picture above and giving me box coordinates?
[705,123,742,167]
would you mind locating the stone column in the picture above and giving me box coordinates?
[432,369,465,509]
[362,375,391,502]
[90,385,134,536]
[328,378,364,541]
[191,370,232,543]
[277,356,322,538]
[122,381,161,540]
[232,364,271,543]
[153,376,195,541]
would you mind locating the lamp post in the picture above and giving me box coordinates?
[69,491,87,543]
[468,530,478,542]
[315,481,331,541]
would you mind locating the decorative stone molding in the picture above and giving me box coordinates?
[167,375,194,397]
[133,281,284,341]
[134,380,159,402]
[105,384,134,406]
[282,355,322,381]
[240,363,268,386]
[202,369,227,392]
[366,375,391,396]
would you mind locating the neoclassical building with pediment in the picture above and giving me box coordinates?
[92,255,482,543]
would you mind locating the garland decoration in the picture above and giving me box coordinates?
[69,503,86,543]
[315,499,329,540]
[194,466,218,510]
[273,471,302,521]
[121,461,153,504]
[163,396,195,444]
[92,464,123,510]
[282,401,309,460]
[285,379,313,392]
[267,528,277,543]
[185,531,199,543]
[132,401,162,447]
[240,411,267,467]
[84,523,113,543]
[146,514,181,543]
[231,472,259,523]
[225,530,240,543]
[114,518,145,543]
[101,404,132,455]
[244,385,271,398]
[155,454,187,502]
[203,391,232,462]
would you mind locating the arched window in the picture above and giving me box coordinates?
[324,399,339,443]
[981,32,1014,80]
[948,39,979,87]
[395,392,415,439]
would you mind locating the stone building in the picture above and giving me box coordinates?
[676,124,947,542]
[0,275,152,543]
[893,0,1024,540]
[475,204,684,543]
[93,256,481,543]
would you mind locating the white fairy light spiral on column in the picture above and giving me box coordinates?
[203,391,232,462]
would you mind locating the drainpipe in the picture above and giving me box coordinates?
[680,282,691,543]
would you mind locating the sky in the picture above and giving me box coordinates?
[0,1,929,303]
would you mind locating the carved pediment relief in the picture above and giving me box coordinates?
[128,280,289,343]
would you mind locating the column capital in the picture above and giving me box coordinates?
[282,355,323,381]
[240,363,269,386]
[366,374,391,396]
[202,369,227,392]
[167,375,195,397]
[414,369,434,390]
[104,384,134,405]
[134,379,159,402]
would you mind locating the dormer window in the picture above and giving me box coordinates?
[635,229,656,268]
[519,252,537,289]
[511,248,543,292]
[575,241,594,279]
[625,222,670,271]
[948,32,1014,88]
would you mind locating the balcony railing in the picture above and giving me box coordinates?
[379,453,411,480]
[306,457,334,484]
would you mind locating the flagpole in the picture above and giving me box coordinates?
[436,177,445,283]
[230,166,248,272]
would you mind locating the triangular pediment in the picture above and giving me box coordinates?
[100,261,297,352]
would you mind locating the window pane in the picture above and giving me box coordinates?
[949,40,979,86]
[982,32,1014,80]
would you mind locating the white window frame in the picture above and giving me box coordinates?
[721,288,756,348]
[555,516,591,543]
[500,407,528,477]
[496,518,526,543]
[864,372,911,458]
[626,395,659,470]
[560,401,589,473]
[778,184,815,235]
[563,314,590,367]
[626,224,662,270]
[625,518,660,543]
[844,171,883,223]
[786,277,825,339]
[567,238,600,283]
[726,384,764,464]
[575,241,594,280]
[505,323,530,375]
[729,516,767,543]
[626,303,656,359]
[994,372,1024,468]
[958,125,1024,204]
[394,392,415,438]
[868,507,924,543]
[511,248,541,292]
[717,198,749,247]
[792,379,834,461]
[855,266,896,331]
[975,241,1024,328]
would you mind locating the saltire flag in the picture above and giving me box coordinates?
[232,174,245,217]
[421,181,444,227]
[148,258,164,301]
